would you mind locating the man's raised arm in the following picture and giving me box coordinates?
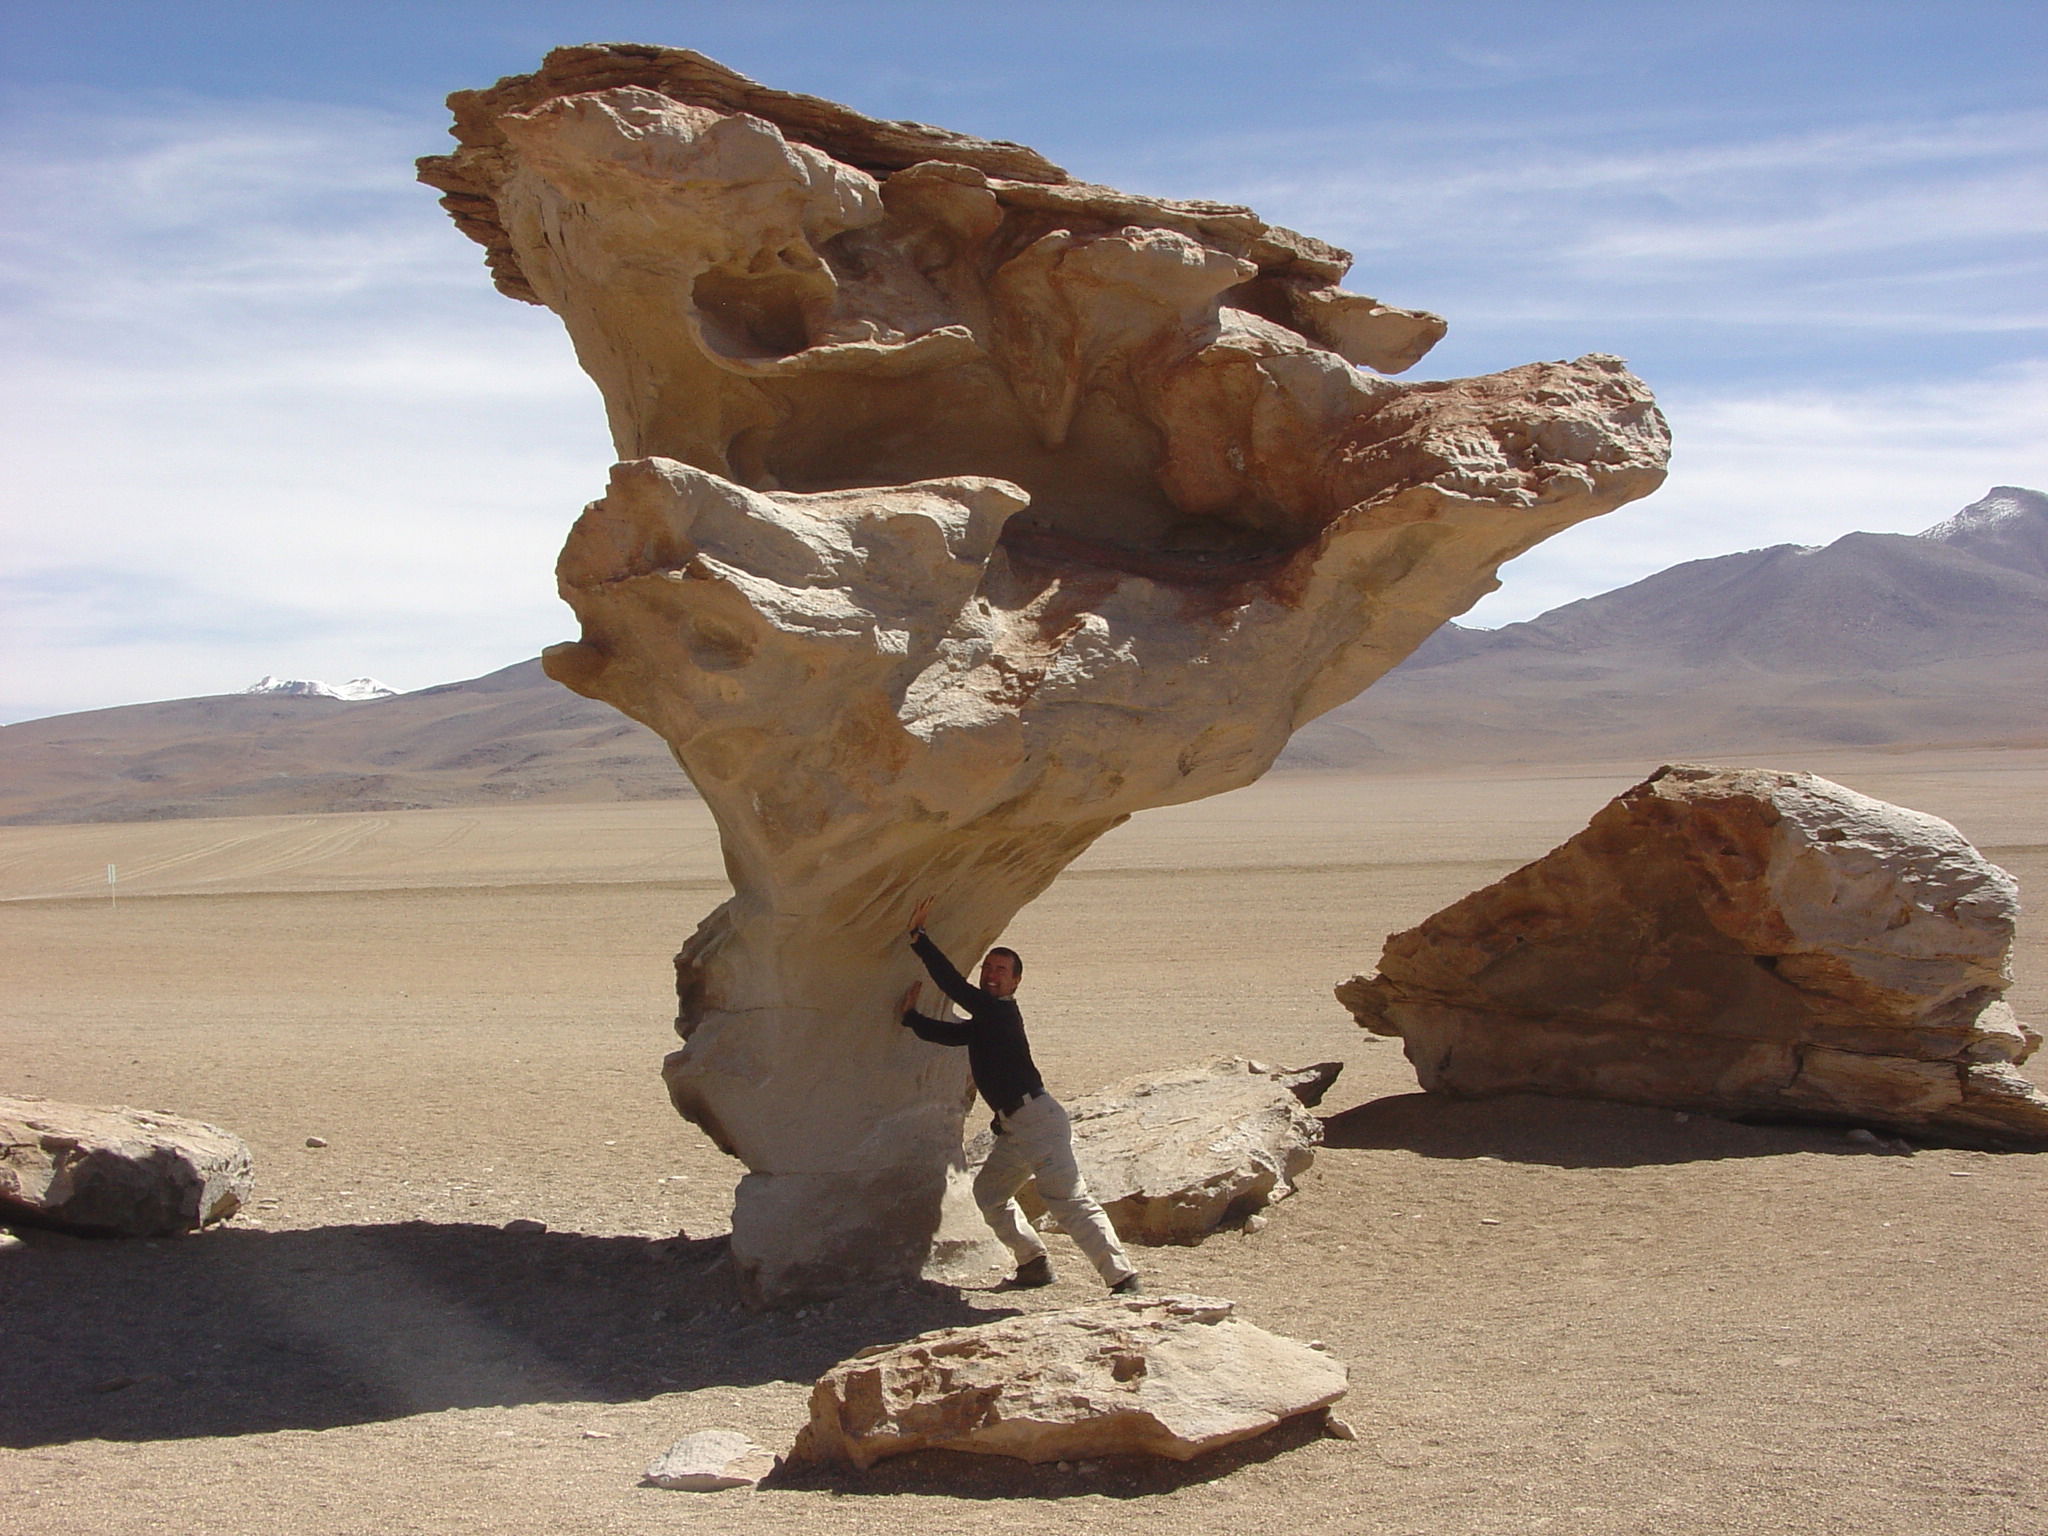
[906,896,986,1013]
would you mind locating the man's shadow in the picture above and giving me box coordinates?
[0,1221,1005,1449]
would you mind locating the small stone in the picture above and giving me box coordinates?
[1478,1217,1501,1225]
[1673,1113,1690,1124]
[1242,1214,1269,1233]
[504,1218,548,1234]
[644,1430,776,1491]
[305,1136,328,1148]
[582,1428,613,1439]
[1323,1414,1359,1441]
[1845,1128,1881,1146]
[1057,1461,1075,1472]
[1308,1340,1328,1351]
[1077,1461,1101,1474]
[0,1230,23,1253]
[1948,1170,1975,1178]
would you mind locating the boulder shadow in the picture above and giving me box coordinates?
[0,1220,1006,1449]
[763,1408,1336,1499]
[1320,1091,1901,1169]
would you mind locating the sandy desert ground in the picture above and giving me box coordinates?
[4,750,2047,1535]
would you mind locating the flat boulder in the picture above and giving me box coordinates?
[0,1094,254,1236]
[1337,764,2048,1148]
[788,1294,1347,1468]
[643,1429,777,1490]
[998,1057,1337,1245]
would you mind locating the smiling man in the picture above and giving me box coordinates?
[899,897,1140,1294]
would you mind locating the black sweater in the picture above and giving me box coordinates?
[903,932,1045,1115]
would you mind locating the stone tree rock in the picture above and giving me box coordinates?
[996,1057,1338,1244]
[0,1095,253,1236]
[1338,765,2048,1148]
[421,43,1670,1301]
[788,1294,1347,1468]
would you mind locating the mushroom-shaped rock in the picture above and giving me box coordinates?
[991,1057,1337,1244]
[421,43,1670,1302]
[788,1295,1347,1468]
[1337,764,2048,1148]
[0,1095,253,1236]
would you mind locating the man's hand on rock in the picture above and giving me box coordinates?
[908,896,934,938]
[899,981,922,1018]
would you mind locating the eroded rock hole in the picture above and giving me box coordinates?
[693,267,811,358]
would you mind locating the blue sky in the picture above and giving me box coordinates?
[3,2,2043,720]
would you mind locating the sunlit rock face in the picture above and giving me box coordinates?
[422,43,1670,1302]
[1339,765,2048,1149]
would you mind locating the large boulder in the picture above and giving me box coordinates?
[421,42,1669,1301]
[1338,765,2048,1148]
[0,1095,254,1235]
[997,1057,1337,1244]
[788,1294,1346,1468]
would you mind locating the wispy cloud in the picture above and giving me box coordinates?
[0,90,611,721]
[1152,106,2048,343]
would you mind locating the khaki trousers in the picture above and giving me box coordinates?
[974,1092,1135,1285]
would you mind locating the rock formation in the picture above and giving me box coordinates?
[0,1095,254,1236]
[421,43,1670,1301]
[990,1057,1337,1244]
[788,1294,1347,1468]
[1338,765,2048,1148]
[643,1430,777,1491]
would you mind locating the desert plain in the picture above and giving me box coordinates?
[4,748,2046,1535]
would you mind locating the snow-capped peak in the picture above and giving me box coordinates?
[241,675,397,702]
[1918,485,2048,543]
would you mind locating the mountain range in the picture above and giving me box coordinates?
[2,487,2042,825]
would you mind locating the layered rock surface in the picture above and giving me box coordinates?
[421,43,1669,1301]
[0,1095,253,1236]
[643,1430,777,1491]
[789,1295,1347,1468]
[995,1057,1337,1244]
[1338,765,2048,1148]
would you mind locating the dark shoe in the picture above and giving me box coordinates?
[1012,1255,1055,1288]
[1109,1272,1142,1295]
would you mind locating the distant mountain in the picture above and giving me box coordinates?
[1919,486,2048,577]
[1285,485,2048,767]
[0,660,682,824]
[242,675,398,702]
[2,488,2042,823]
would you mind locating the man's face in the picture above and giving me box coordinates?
[979,951,1020,999]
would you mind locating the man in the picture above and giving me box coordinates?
[899,897,1140,1294]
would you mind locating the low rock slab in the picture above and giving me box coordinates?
[0,1094,253,1236]
[1003,1057,1336,1244]
[789,1294,1346,1469]
[643,1429,777,1490]
[1338,764,2048,1148]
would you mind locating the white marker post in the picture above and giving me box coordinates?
[107,862,117,909]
